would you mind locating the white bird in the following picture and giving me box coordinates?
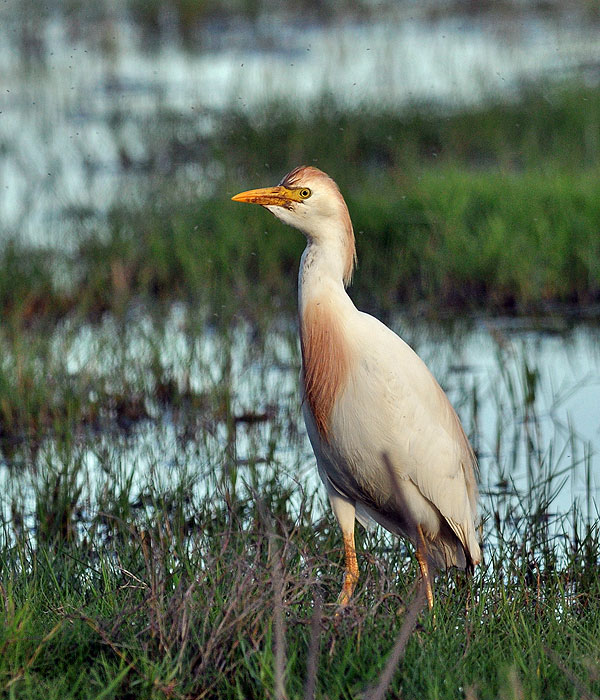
[232,166,480,609]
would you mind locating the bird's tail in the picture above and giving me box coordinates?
[430,529,480,572]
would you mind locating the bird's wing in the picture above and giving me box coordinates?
[341,312,480,560]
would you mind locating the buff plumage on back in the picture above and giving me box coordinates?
[281,166,357,286]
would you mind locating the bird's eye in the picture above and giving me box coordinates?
[298,188,311,199]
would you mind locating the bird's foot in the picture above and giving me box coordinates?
[334,567,359,613]
[337,575,357,606]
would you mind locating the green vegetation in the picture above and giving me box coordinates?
[4,86,600,326]
[5,167,600,324]
[2,84,600,698]
[2,480,599,699]
[0,303,598,698]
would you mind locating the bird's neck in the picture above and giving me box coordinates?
[298,240,351,316]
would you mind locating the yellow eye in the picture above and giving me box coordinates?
[298,188,311,199]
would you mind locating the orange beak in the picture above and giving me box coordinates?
[231,185,302,207]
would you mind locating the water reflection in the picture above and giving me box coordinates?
[2,8,600,243]
[1,309,598,545]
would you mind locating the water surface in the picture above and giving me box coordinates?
[2,310,598,547]
[2,9,600,243]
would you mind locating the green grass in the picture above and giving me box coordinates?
[0,308,598,699]
[4,86,600,325]
[1,444,599,699]
[4,165,600,326]
[219,86,600,176]
[2,531,598,698]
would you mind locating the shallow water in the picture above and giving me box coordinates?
[2,5,600,549]
[2,8,600,244]
[1,309,598,546]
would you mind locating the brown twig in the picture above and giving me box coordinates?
[270,532,288,700]
[544,647,600,700]
[364,585,427,700]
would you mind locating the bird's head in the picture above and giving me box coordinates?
[232,165,356,284]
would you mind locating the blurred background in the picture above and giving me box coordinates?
[1,2,600,695]
[3,0,600,308]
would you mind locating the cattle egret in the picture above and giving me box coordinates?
[232,166,480,609]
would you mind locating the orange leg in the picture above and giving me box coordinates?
[416,525,434,611]
[336,531,359,607]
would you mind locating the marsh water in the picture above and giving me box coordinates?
[1,307,598,551]
[3,7,600,243]
[1,6,599,546]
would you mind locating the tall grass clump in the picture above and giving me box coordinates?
[2,439,599,698]
[85,165,600,318]
[2,85,600,323]
[1,307,599,698]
